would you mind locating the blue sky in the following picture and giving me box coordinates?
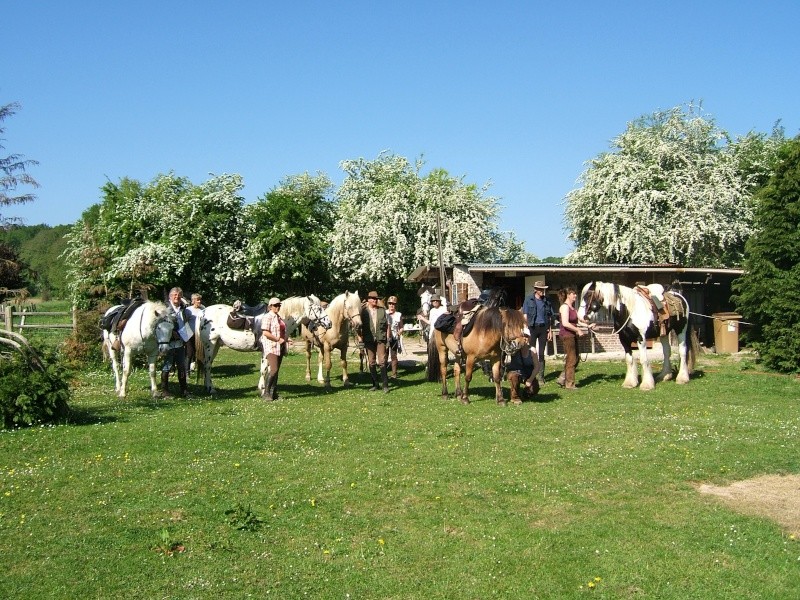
[4,1,799,258]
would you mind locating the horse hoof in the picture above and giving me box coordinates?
[460,397,470,405]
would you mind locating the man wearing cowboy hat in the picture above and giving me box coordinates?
[522,280,556,385]
[358,290,391,392]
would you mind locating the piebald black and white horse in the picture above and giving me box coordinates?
[578,281,696,390]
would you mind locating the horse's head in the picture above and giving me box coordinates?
[500,308,528,355]
[343,290,362,330]
[154,308,177,354]
[578,281,603,321]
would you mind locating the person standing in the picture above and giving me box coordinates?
[556,287,594,390]
[185,292,205,373]
[359,290,390,392]
[385,295,404,379]
[261,297,288,401]
[162,287,193,397]
[522,280,556,385]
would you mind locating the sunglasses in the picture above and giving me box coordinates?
[388,302,396,305]
[272,303,282,307]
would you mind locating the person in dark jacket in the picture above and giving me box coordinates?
[358,290,390,392]
[506,328,540,404]
[522,280,556,385]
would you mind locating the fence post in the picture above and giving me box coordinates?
[4,305,11,332]
[72,306,78,333]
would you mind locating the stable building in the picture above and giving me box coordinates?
[407,262,743,352]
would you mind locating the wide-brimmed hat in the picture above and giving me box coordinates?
[268,297,281,306]
[430,295,441,303]
[366,291,382,300]
[387,295,398,304]
[533,280,548,290]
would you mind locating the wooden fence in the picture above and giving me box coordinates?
[1,305,77,334]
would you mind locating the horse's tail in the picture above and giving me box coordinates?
[688,324,699,374]
[426,335,441,382]
[675,291,699,375]
[194,315,205,370]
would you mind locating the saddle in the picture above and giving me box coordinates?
[227,300,268,349]
[635,286,670,336]
[102,298,145,351]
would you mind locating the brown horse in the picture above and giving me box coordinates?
[427,306,528,405]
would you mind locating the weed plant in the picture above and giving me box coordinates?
[1,349,798,598]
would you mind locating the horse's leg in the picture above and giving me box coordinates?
[622,345,639,389]
[492,360,505,406]
[657,334,673,382]
[317,347,326,384]
[439,343,450,399]
[119,347,132,398]
[107,338,121,393]
[258,351,268,395]
[339,346,351,386]
[453,359,464,402]
[147,352,160,398]
[304,340,312,381]
[638,335,655,391]
[460,354,477,405]
[675,327,690,384]
[204,340,219,395]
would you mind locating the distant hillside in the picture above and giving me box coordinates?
[1,224,71,299]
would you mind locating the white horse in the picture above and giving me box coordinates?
[578,281,696,391]
[104,301,175,398]
[101,305,125,393]
[195,295,321,395]
[299,291,362,389]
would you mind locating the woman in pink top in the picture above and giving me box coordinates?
[557,287,594,389]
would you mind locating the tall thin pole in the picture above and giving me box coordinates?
[436,214,447,302]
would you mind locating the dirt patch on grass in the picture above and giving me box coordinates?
[697,474,800,536]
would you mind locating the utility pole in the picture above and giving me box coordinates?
[436,214,447,303]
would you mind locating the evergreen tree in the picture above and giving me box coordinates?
[733,137,800,372]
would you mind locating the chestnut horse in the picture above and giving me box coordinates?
[427,305,528,405]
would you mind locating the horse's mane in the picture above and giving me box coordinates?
[140,301,168,331]
[280,295,320,319]
[327,291,361,321]
[470,306,524,338]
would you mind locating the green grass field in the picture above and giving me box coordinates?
[1,347,798,599]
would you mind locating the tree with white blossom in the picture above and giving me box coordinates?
[564,104,783,267]
[329,153,526,284]
[64,173,251,306]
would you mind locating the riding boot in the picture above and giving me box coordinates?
[536,359,546,385]
[368,365,379,391]
[178,369,188,397]
[381,364,389,393]
[161,371,172,398]
[391,358,398,379]
[263,374,274,401]
[269,372,279,400]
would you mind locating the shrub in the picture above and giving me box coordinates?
[0,346,71,429]
[61,306,107,369]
